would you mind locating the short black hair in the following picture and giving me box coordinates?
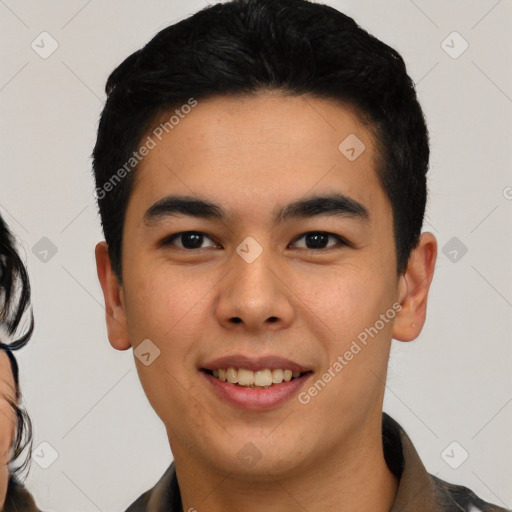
[0,214,34,478]
[92,0,429,282]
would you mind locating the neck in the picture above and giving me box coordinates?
[173,411,399,512]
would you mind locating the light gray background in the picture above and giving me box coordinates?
[1,0,511,510]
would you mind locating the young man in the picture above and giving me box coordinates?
[93,0,508,510]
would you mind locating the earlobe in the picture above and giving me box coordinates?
[94,241,132,351]
[392,232,437,342]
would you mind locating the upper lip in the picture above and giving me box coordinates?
[201,355,311,373]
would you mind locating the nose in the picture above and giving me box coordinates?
[214,244,295,333]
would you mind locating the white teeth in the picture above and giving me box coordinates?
[209,367,304,388]
[272,369,284,383]
[226,367,238,384]
[238,368,254,386]
[254,369,273,387]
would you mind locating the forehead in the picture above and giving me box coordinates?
[126,93,387,224]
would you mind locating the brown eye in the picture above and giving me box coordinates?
[161,231,218,250]
[291,231,349,250]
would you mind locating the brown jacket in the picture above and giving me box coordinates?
[125,413,510,512]
[2,474,43,512]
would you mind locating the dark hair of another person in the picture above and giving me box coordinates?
[92,0,429,283]
[0,214,34,478]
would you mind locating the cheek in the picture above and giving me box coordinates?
[297,272,396,419]
[124,263,219,370]
[0,400,15,462]
[125,263,193,339]
[296,262,394,343]
[123,266,203,423]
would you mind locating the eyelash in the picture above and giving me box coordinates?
[160,231,351,251]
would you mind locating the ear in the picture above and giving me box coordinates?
[95,241,131,351]
[392,232,437,342]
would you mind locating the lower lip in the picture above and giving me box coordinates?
[200,371,312,410]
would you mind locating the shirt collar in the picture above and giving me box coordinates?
[383,413,440,511]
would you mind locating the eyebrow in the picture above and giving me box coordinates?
[143,193,369,226]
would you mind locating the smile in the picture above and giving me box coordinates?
[199,354,313,409]
[203,367,307,388]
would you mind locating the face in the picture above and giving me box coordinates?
[0,350,16,505]
[0,350,15,454]
[96,92,436,479]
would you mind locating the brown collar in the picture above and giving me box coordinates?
[4,475,44,512]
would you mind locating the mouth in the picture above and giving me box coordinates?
[200,367,312,389]
[199,355,313,410]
